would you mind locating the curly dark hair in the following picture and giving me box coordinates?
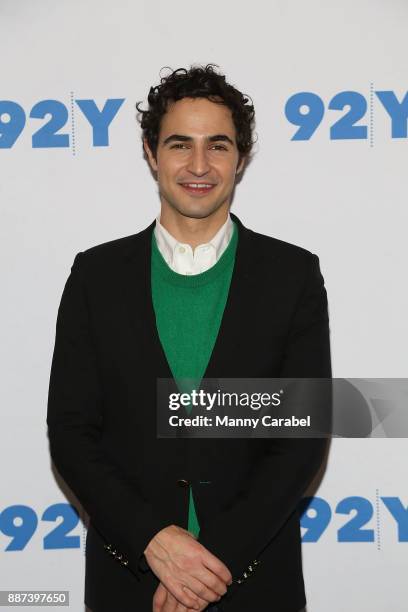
[136,63,256,161]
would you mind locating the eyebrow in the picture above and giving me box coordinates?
[162,133,235,146]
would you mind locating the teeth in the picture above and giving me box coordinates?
[183,183,213,188]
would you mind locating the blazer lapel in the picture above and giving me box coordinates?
[120,218,172,378]
[202,212,264,378]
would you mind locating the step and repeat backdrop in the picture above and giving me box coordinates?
[1,1,407,610]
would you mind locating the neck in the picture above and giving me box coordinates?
[159,203,230,249]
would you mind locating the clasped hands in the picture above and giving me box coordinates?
[144,524,232,611]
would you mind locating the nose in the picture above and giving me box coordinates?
[186,145,211,176]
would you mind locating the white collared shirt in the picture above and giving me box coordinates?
[154,213,234,275]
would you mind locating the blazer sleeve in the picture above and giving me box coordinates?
[46,252,170,580]
[197,252,332,587]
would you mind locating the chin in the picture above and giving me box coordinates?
[172,202,222,220]
[182,209,215,220]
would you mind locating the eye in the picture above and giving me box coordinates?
[211,144,228,151]
[170,143,189,149]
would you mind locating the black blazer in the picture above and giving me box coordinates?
[47,212,332,612]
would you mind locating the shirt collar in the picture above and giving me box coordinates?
[154,212,233,268]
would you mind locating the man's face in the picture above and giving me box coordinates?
[144,97,245,220]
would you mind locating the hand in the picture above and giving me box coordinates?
[144,524,232,609]
[153,581,209,612]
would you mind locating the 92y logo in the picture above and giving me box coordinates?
[300,495,408,543]
[0,98,125,149]
[285,90,408,141]
[1,496,406,551]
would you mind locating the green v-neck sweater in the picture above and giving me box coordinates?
[151,221,238,537]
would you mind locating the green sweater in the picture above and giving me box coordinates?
[151,221,238,537]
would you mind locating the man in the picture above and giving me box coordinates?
[47,64,331,612]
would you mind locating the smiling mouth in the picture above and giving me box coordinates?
[179,183,216,195]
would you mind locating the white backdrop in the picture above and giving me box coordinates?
[1,1,407,610]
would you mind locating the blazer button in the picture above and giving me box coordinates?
[177,479,190,487]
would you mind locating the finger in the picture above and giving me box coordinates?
[163,580,201,609]
[153,583,168,612]
[175,593,204,612]
[180,585,208,610]
[202,551,233,586]
[161,589,175,612]
[175,603,190,612]
[179,573,224,603]
[174,595,190,612]
[163,589,187,612]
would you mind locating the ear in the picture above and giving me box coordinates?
[143,138,158,172]
[236,154,246,176]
